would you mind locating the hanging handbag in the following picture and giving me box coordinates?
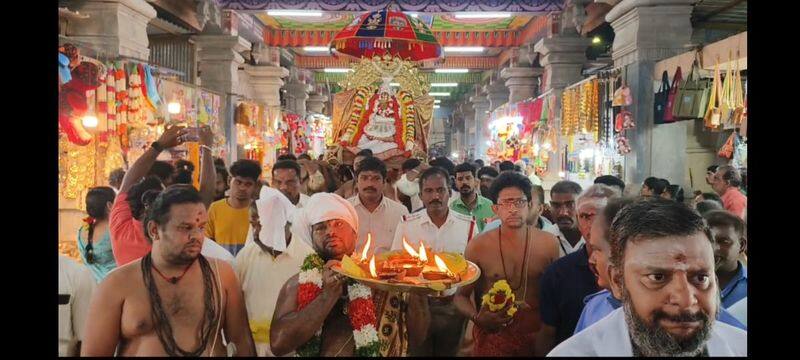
[653,71,670,124]
[663,66,682,123]
[672,56,710,120]
[612,67,633,107]
[616,109,635,131]
[730,54,745,127]
[704,59,722,131]
[717,131,736,159]
[719,52,734,128]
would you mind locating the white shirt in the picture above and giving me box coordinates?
[727,297,747,327]
[551,226,586,258]
[297,193,310,208]
[547,307,747,356]
[391,209,476,255]
[202,237,236,266]
[349,195,409,254]
[59,255,97,357]
[235,236,314,356]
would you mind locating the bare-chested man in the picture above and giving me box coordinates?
[81,186,255,356]
[454,172,560,356]
[270,193,430,356]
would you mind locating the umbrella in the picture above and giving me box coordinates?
[330,9,442,62]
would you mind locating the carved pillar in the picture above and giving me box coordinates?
[607,0,695,188]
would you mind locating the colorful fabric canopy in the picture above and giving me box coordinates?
[331,9,442,62]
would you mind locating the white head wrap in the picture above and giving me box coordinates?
[290,192,359,250]
[252,186,297,251]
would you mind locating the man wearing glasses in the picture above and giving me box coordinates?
[453,172,561,356]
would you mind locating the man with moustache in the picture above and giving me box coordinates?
[81,186,255,356]
[574,199,745,334]
[348,156,408,254]
[548,181,584,257]
[477,166,499,197]
[451,162,495,232]
[535,184,619,355]
[548,199,747,356]
[391,167,476,356]
[270,193,430,356]
[271,159,310,208]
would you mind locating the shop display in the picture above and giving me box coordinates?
[672,58,711,120]
[558,70,626,181]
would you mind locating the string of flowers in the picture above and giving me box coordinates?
[295,253,380,357]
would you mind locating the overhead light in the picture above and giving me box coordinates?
[454,12,510,19]
[443,46,485,53]
[592,36,602,44]
[407,12,419,18]
[429,92,451,96]
[303,46,330,52]
[390,82,400,86]
[430,83,459,87]
[434,105,440,109]
[81,115,98,128]
[434,99,441,104]
[451,152,459,158]
[267,10,323,17]
[435,69,469,73]
[323,68,352,73]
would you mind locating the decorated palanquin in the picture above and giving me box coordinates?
[330,54,433,168]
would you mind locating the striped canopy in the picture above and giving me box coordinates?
[330,9,442,62]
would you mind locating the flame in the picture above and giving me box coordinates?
[402,237,419,258]
[434,254,450,274]
[369,255,377,278]
[360,233,372,261]
[419,242,428,263]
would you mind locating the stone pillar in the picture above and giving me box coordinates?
[306,93,329,115]
[534,34,591,189]
[284,76,312,119]
[460,102,476,159]
[195,34,251,162]
[500,66,543,104]
[64,0,157,60]
[470,90,490,161]
[245,65,290,107]
[607,0,695,189]
[484,79,509,112]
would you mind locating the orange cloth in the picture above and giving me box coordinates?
[472,306,539,356]
[721,187,747,220]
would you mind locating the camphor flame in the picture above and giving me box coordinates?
[360,233,372,262]
[369,255,377,278]
[402,237,419,258]
[434,254,451,275]
[418,241,428,263]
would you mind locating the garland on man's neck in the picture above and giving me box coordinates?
[295,253,380,357]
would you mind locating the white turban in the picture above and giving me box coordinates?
[252,186,297,251]
[291,192,359,250]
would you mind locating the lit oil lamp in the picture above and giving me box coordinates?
[422,254,459,281]
[358,233,372,263]
[372,254,402,280]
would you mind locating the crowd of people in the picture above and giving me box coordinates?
[59,125,748,356]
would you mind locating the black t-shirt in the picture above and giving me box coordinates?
[539,245,600,345]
